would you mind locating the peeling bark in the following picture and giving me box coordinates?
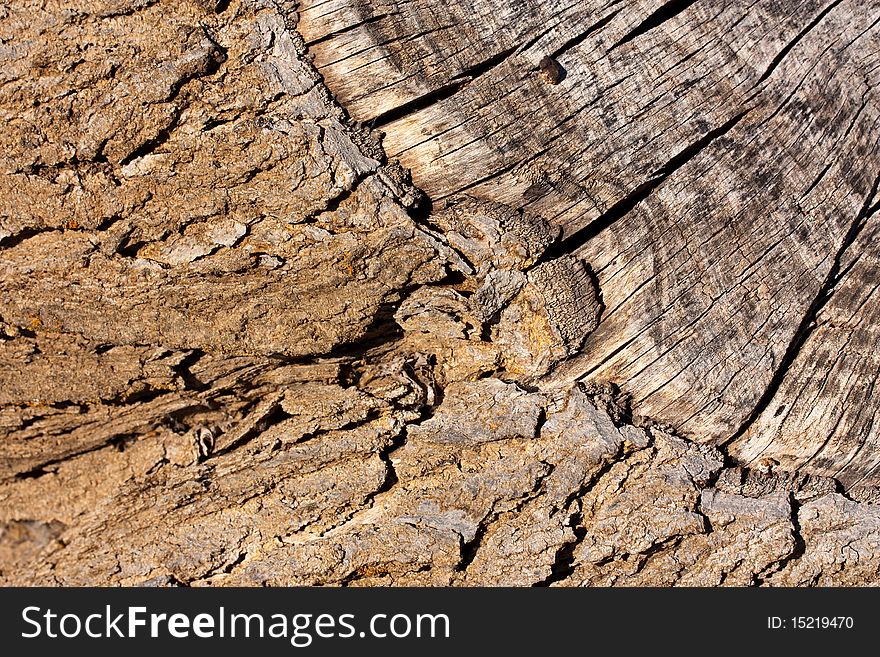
[2,0,880,586]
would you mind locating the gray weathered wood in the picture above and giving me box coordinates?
[300,0,880,489]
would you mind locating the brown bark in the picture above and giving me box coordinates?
[1,0,879,586]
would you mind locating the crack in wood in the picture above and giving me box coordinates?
[366,45,519,128]
[543,108,752,259]
[755,0,846,85]
[723,169,880,448]
[550,7,622,59]
[304,12,401,47]
[610,0,700,51]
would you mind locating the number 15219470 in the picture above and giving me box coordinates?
[768,617,854,629]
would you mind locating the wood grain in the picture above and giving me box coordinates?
[5,0,880,586]
[300,0,880,486]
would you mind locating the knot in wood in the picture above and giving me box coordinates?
[538,55,563,85]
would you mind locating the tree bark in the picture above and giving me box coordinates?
[1,0,879,586]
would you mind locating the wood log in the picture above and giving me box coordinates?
[1,0,880,586]
[301,0,880,494]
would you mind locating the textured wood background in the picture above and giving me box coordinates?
[301,0,880,493]
[2,0,880,586]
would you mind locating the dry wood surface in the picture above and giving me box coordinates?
[301,0,880,494]
[1,0,880,586]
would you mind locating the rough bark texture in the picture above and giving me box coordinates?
[1,0,879,586]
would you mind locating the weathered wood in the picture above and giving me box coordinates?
[301,0,880,487]
[729,208,880,500]
[3,0,880,587]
